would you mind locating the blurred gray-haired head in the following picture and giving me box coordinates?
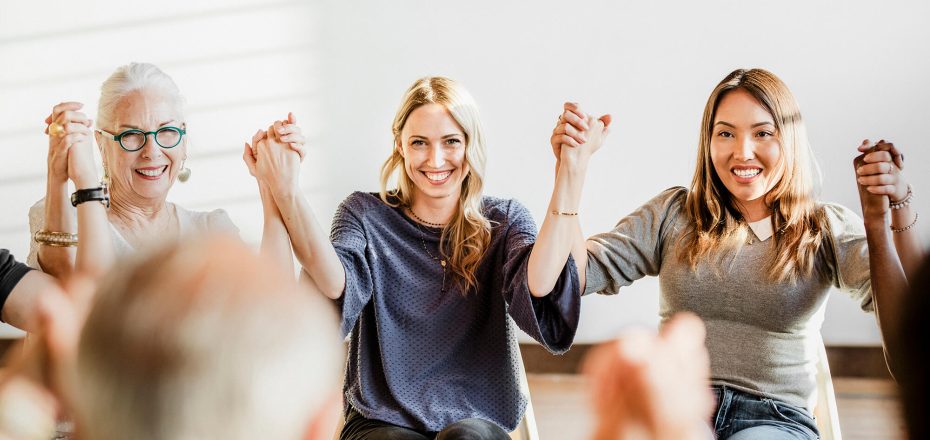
[74,235,342,440]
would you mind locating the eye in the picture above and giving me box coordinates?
[717,130,733,138]
[755,130,774,138]
[444,138,462,146]
[410,139,426,148]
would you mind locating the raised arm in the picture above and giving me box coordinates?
[853,140,915,377]
[244,121,295,276]
[249,115,346,299]
[527,102,610,297]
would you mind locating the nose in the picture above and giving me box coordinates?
[734,135,755,161]
[429,143,445,168]
[140,135,163,160]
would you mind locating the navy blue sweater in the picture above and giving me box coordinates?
[332,192,580,432]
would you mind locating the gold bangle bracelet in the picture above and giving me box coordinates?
[891,212,918,233]
[33,230,78,247]
[551,210,579,216]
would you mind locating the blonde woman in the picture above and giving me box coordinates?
[245,77,606,439]
[547,68,921,439]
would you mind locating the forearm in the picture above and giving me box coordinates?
[38,179,76,278]
[863,219,908,378]
[273,189,346,299]
[258,185,295,277]
[2,271,63,332]
[527,158,589,297]
[889,205,923,281]
[73,176,112,279]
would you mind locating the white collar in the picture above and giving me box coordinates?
[748,216,773,242]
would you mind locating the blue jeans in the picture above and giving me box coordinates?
[712,386,820,439]
[340,407,510,440]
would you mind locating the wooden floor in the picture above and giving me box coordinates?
[527,374,906,440]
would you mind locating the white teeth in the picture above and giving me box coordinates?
[733,168,761,178]
[425,171,452,182]
[136,166,167,177]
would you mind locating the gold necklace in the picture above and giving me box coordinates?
[406,207,447,228]
[409,211,447,293]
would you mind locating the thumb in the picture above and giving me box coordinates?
[599,114,612,128]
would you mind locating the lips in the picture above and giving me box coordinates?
[422,170,452,184]
[731,166,762,183]
[135,165,168,180]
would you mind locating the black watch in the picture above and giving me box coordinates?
[71,186,110,208]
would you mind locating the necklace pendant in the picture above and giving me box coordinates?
[440,260,446,267]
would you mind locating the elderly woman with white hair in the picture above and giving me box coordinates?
[27,62,245,278]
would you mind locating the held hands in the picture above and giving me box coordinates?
[583,313,714,440]
[550,102,612,165]
[243,112,307,195]
[854,139,908,220]
[45,102,98,188]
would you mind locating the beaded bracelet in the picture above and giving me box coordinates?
[33,230,78,247]
[551,210,579,216]
[891,212,918,233]
[890,184,913,210]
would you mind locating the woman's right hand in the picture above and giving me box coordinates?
[45,102,95,186]
[550,102,612,165]
[246,120,302,196]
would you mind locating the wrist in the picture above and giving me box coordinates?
[864,216,890,232]
[73,175,99,190]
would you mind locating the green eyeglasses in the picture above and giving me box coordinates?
[96,126,186,152]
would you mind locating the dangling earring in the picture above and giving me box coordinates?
[178,159,191,183]
[101,162,110,187]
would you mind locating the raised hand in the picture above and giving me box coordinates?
[274,112,308,161]
[855,139,909,201]
[246,119,302,196]
[45,102,96,187]
[550,102,611,165]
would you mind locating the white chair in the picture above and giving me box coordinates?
[812,341,842,440]
[331,351,539,440]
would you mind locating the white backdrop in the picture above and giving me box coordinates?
[1,0,928,343]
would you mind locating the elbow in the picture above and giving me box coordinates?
[527,280,553,298]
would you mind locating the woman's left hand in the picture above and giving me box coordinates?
[855,139,908,218]
[274,112,307,161]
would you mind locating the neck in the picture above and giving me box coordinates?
[736,198,771,223]
[409,193,458,226]
[108,185,171,227]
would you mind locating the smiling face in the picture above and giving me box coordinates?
[709,88,783,221]
[99,89,186,202]
[398,103,469,206]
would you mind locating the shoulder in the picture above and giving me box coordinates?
[175,205,239,234]
[336,192,391,220]
[819,202,865,237]
[481,196,532,225]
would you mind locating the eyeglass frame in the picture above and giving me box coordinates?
[95,125,187,152]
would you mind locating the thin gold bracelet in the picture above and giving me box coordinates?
[551,210,579,216]
[33,230,78,247]
[891,212,918,233]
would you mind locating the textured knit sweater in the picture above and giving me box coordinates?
[331,192,580,432]
[585,187,872,409]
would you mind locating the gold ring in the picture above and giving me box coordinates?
[48,122,65,137]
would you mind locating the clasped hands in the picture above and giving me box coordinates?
[243,112,307,195]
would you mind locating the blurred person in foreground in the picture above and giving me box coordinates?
[0,236,343,440]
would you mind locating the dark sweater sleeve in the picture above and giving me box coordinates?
[500,201,580,354]
[1,249,34,322]
[330,194,375,338]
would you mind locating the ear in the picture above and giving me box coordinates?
[395,140,404,158]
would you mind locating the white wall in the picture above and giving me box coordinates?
[1,0,928,344]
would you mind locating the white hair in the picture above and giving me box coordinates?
[97,62,186,130]
[74,237,343,440]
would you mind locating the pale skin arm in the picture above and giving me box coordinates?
[249,115,346,299]
[37,102,91,279]
[853,140,920,378]
[244,121,297,276]
[527,102,610,297]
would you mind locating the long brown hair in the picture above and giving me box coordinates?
[379,77,492,294]
[683,68,828,283]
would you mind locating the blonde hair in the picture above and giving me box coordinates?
[683,68,827,283]
[74,237,342,440]
[379,77,491,294]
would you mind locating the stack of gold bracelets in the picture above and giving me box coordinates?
[33,230,78,247]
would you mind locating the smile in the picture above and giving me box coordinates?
[423,170,452,183]
[135,165,168,179]
[732,168,761,178]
